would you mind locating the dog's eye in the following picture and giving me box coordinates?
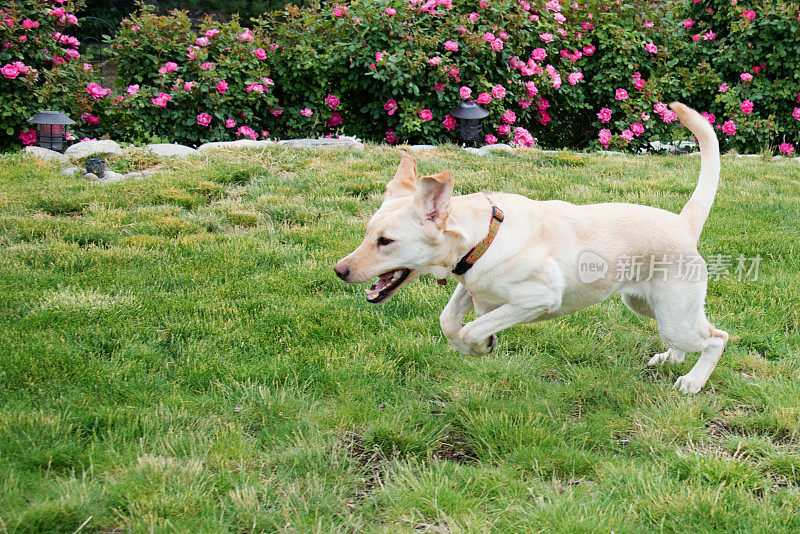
[377,237,394,247]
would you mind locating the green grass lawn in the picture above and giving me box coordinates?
[1,146,799,533]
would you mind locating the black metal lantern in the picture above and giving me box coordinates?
[27,110,75,153]
[449,102,489,146]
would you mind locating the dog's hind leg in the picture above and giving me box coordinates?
[651,282,728,394]
[622,292,686,366]
[440,283,475,355]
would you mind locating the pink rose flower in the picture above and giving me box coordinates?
[201,62,215,71]
[444,40,459,52]
[332,6,349,17]
[442,114,457,131]
[151,92,172,107]
[513,127,536,147]
[615,88,628,100]
[743,10,755,19]
[531,48,547,61]
[324,94,340,110]
[525,81,539,97]
[384,99,398,115]
[238,29,254,42]
[621,129,634,142]
[721,120,736,135]
[195,37,210,46]
[582,45,595,56]
[719,83,729,92]
[428,56,441,66]
[485,134,498,145]
[540,33,554,43]
[468,12,480,23]
[599,128,612,148]
[740,72,753,82]
[236,126,258,140]
[252,48,267,60]
[645,42,657,54]
[19,128,37,146]
[491,84,506,99]
[701,112,716,124]
[86,83,111,99]
[692,35,700,42]
[740,100,754,114]
[22,19,39,29]
[484,32,495,42]
[477,92,492,104]
[81,113,100,125]
[792,107,800,121]
[683,19,695,29]
[597,107,612,123]
[434,83,445,92]
[703,31,716,40]
[226,119,236,128]
[661,110,678,123]
[205,29,219,38]
[502,110,516,124]
[491,39,504,51]
[386,7,396,15]
[459,86,472,99]
[581,21,594,31]
[183,81,197,91]
[631,122,644,136]
[419,109,432,121]
[385,129,398,144]
[197,113,212,126]
[654,102,668,115]
[568,71,583,85]
[127,84,139,95]
[375,51,385,63]
[498,124,511,135]
[247,83,264,93]
[215,80,228,94]
[779,142,795,155]
[327,112,343,127]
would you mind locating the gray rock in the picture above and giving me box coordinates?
[278,138,365,151]
[84,172,99,180]
[464,147,490,156]
[61,166,80,176]
[686,152,702,157]
[485,143,513,152]
[25,146,70,166]
[124,172,143,179]
[408,144,436,152]
[736,154,761,159]
[145,143,197,157]
[140,170,154,177]
[597,150,625,156]
[101,170,125,183]
[197,139,275,152]
[65,139,122,159]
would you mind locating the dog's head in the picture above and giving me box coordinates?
[333,154,454,303]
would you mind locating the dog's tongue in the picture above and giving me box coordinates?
[437,278,447,286]
[367,271,400,300]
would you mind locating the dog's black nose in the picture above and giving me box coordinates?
[333,263,350,281]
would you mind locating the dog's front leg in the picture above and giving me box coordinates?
[439,283,474,355]
[459,291,558,355]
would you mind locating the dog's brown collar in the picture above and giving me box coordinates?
[452,202,504,275]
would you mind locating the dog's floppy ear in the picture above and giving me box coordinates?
[383,153,418,202]
[413,170,453,228]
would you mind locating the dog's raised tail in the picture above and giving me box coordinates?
[671,102,721,240]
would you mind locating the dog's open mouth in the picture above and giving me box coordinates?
[366,268,411,303]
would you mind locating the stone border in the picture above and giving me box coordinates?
[23,138,800,184]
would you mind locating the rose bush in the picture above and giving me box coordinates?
[0,0,112,151]
[2,0,798,153]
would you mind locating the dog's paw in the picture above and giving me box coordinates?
[648,348,685,367]
[674,374,704,395]
[459,326,495,356]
